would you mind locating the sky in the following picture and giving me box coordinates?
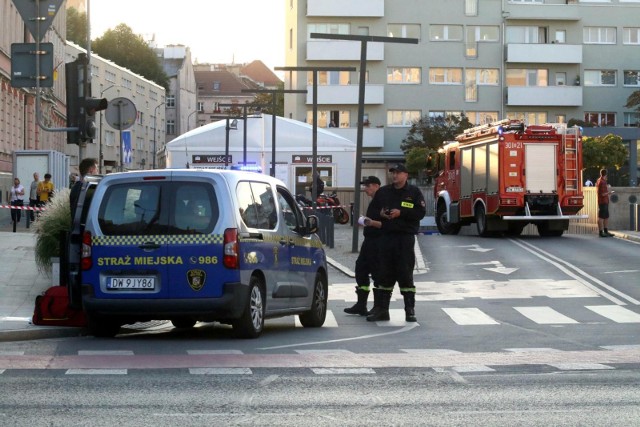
[89,0,285,72]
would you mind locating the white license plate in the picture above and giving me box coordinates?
[107,277,155,289]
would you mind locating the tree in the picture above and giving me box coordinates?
[250,83,285,116]
[582,134,628,171]
[625,89,640,112]
[401,114,473,154]
[66,7,87,47]
[92,24,169,90]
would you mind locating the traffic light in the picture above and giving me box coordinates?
[65,53,107,144]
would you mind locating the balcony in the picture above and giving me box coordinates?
[307,40,384,61]
[327,127,385,148]
[503,2,581,21]
[506,43,582,64]
[306,84,384,105]
[307,0,384,17]
[507,86,582,106]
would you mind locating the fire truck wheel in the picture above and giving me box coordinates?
[475,205,491,237]
[436,201,461,235]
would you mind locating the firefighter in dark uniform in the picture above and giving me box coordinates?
[344,176,383,316]
[367,163,426,323]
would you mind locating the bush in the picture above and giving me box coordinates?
[34,188,71,275]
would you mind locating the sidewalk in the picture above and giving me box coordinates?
[0,219,638,342]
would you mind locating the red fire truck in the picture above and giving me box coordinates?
[433,119,587,237]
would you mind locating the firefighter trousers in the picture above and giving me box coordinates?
[374,232,416,293]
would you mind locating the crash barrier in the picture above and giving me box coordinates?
[631,204,640,232]
[316,211,335,249]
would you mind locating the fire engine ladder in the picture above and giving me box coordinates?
[562,127,579,193]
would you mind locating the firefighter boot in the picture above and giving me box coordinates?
[344,288,369,316]
[402,292,417,322]
[366,289,391,322]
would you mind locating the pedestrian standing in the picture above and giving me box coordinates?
[37,173,54,206]
[367,164,426,323]
[29,172,39,221]
[10,177,25,223]
[344,176,383,316]
[70,158,98,222]
[596,168,614,237]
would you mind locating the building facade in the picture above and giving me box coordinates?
[284,0,640,176]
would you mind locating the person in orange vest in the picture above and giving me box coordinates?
[595,169,614,238]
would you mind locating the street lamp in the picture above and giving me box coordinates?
[187,110,198,131]
[209,114,240,167]
[218,103,270,167]
[152,101,165,169]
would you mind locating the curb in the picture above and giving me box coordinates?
[610,231,640,244]
[0,326,86,342]
[326,256,356,278]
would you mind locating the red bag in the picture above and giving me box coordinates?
[32,286,87,327]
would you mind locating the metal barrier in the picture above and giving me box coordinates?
[631,203,639,232]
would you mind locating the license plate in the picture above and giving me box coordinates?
[107,277,155,289]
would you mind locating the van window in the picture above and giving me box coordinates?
[277,186,305,233]
[98,183,164,235]
[237,182,277,230]
[172,183,218,234]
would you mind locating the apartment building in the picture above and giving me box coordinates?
[284,0,640,177]
[66,42,165,173]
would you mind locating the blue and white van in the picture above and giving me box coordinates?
[78,169,328,338]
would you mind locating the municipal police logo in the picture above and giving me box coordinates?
[187,269,206,291]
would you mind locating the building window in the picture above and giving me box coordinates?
[387,24,421,40]
[307,110,350,128]
[213,81,221,91]
[429,25,463,41]
[506,69,548,86]
[555,30,566,44]
[584,70,616,86]
[429,68,463,85]
[387,67,421,84]
[308,23,350,38]
[585,112,615,127]
[121,78,132,89]
[509,0,543,3]
[428,111,463,121]
[310,71,350,85]
[197,102,204,112]
[623,112,640,127]
[166,120,175,135]
[556,72,567,86]
[466,68,499,85]
[506,26,547,43]
[466,111,499,125]
[105,70,116,83]
[583,27,616,44]
[623,27,640,44]
[467,26,500,42]
[386,110,421,127]
[166,95,175,108]
[465,0,478,16]
[506,112,548,125]
[624,70,640,86]
[136,84,145,95]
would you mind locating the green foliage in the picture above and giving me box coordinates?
[92,24,169,90]
[34,188,71,275]
[582,134,628,171]
[401,114,473,154]
[625,90,640,111]
[567,118,594,128]
[250,83,285,116]
[66,7,87,47]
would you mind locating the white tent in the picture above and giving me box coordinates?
[165,114,356,191]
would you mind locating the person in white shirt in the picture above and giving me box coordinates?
[10,177,25,223]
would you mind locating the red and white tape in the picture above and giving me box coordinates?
[0,204,47,211]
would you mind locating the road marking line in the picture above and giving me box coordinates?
[510,239,640,305]
[401,349,462,355]
[295,349,355,354]
[78,350,134,356]
[504,348,563,353]
[442,308,499,325]
[311,368,375,375]
[65,369,127,375]
[452,365,496,373]
[376,309,412,327]
[514,307,579,324]
[187,350,244,355]
[189,368,252,375]
[601,344,640,350]
[549,363,614,371]
[586,305,640,323]
[0,351,25,356]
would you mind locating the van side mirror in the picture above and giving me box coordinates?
[306,215,319,235]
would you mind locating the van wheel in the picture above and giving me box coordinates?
[475,205,491,237]
[436,201,461,235]
[171,318,197,329]
[233,276,264,339]
[299,273,327,327]
[87,315,120,338]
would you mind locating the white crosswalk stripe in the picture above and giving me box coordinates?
[585,305,640,323]
[514,307,579,324]
[442,308,500,325]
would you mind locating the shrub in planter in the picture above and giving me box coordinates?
[34,188,71,275]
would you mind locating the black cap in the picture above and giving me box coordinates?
[360,176,381,186]
[389,163,408,173]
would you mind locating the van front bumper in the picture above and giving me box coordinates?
[81,281,249,320]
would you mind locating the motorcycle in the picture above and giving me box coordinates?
[295,192,350,225]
